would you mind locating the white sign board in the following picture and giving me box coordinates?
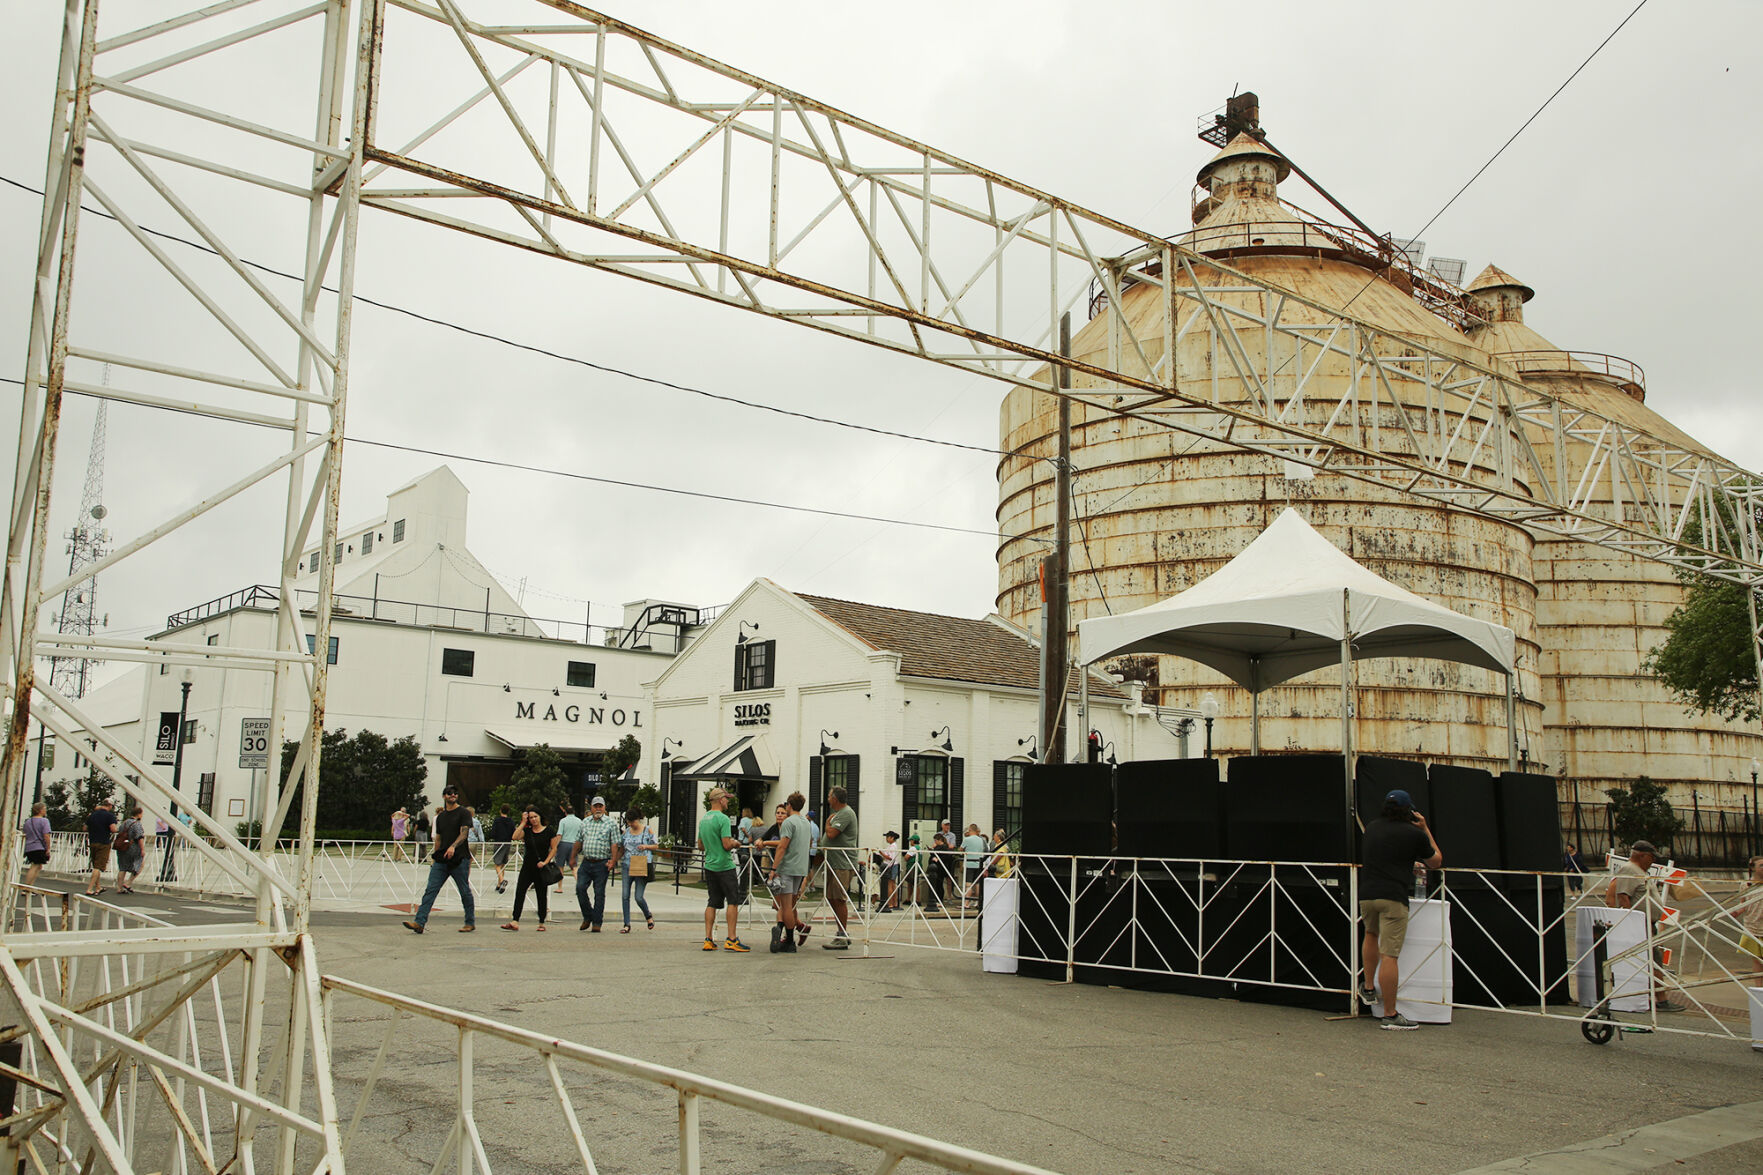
[239,718,271,770]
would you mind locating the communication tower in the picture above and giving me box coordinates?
[48,371,110,700]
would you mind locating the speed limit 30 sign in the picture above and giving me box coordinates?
[239,717,271,769]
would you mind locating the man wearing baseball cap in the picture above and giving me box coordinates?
[1606,839,1689,1013]
[1358,788,1441,1029]
[403,784,476,934]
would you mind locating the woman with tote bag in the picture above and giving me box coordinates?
[612,807,658,932]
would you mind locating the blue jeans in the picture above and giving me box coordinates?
[621,868,652,927]
[414,854,474,928]
[576,859,610,926]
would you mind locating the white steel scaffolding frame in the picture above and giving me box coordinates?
[2,2,1760,1169]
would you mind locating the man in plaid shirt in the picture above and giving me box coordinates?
[574,795,617,931]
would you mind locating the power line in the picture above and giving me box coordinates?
[0,374,1044,545]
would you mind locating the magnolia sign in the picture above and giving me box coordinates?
[513,701,642,728]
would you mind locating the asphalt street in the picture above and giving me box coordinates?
[87,886,1763,1175]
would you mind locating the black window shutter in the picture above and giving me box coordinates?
[901,755,918,828]
[993,761,1008,832]
[767,640,778,688]
[846,757,860,819]
[808,756,823,819]
[949,757,965,835]
[732,644,743,690]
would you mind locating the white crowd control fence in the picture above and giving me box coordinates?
[319,976,1065,1175]
[38,836,1763,1048]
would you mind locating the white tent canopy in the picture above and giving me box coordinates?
[1077,508,1518,772]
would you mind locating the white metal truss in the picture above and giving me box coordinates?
[1,0,364,1169]
[2,1,1760,1169]
[354,0,1762,587]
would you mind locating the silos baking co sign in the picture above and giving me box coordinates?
[733,703,771,727]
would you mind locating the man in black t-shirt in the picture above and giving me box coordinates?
[86,799,118,895]
[403,785,476,934]
[1359,789,1442,1030]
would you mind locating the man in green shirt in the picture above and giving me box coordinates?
[697,787,750,952]
[821,787,858,949]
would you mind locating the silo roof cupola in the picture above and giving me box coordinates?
[1195,132,1291,192]
[1465,264,1535,324]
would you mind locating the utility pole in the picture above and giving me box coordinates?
[1039,314,1073,765]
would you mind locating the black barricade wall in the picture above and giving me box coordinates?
[1202,866,1352,1011]
[1225,755,1351,862]
[1428,764,1500,889]
[1020,763,1113,857]
[1496,772,1562,875]
[1117,758,1222,859]
[1355,756,1429,830]
[1447,887,1572,1007]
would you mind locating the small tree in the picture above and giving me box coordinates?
[626,783,666,821]
[488,743,569,821]
[1604,776,1683,850]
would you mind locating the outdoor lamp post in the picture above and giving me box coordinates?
[1199,693,1220,758]
[170,668,193,818]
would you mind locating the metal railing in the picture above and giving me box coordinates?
[320,976,1064,1175]
[1497,350,1646,394]
[162,584,718,648]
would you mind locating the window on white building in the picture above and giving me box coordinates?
[305,634,340,664]
[733,639,775,691]
[393,519,406,542]
[441,648,474,677]
[567,661,596,688]
[361,530,373,555]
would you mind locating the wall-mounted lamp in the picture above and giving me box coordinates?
[929,725,954,753]
[1017,734,1039,762]
[551,688,560,696]
[819,729,839,756]
[1198,692,1220,758]
[598,691,608,701]
[737,620,761,646]
[661,737,685,761]
[502,683,511,693]
[436,732,449,743]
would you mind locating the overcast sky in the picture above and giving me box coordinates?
[4,1,1760,692]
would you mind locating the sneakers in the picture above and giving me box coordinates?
[1379,1013,1420,1031]
[769,923,784,954]
[822,937,851,951]
[723,938,750,952]
[1654,999,1687,1014]
[1357,986,1378,1009]
[702,937,718,951]
[402,920,424,934]
[796,924,812,946]
[780,934,797,954]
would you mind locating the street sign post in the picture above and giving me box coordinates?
[239,718,271,770]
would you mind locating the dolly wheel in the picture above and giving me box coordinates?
[1581,1013,1616,1045]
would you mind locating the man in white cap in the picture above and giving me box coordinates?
[574,795,616,931]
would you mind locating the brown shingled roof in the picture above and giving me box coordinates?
[796,592,1124,698]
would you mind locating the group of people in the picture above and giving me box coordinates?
[401,789,660,935]
[695,785,859,953]
[27,797,197,898]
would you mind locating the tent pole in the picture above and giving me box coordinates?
[1341,589,1354,844]
[1250,688,1260,756]
[1505,672,1518,772]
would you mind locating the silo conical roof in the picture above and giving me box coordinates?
[1466,263,1535,303]
[1195,132,1291,186]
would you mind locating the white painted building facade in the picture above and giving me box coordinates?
[648,578,1196,847]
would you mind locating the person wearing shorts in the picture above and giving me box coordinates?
[22,802,51,887]
[821,787,858,949]
[766,792,812,953]
[85,798,117,895]
[698,787,749,952]
[1358,789,1441,1031]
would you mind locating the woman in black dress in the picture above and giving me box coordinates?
[500,807,559,931]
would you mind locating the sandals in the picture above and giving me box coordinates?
[647,917,655,930]
[620,926,631,934]
[536,924,546,932]
[500,922,519,931]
